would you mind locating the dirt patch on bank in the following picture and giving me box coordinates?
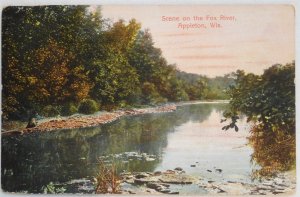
[2,105,176,136]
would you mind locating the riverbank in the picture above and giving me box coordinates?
[119,169,296,195]
[50,168,296,195]
[1,104,177,136]
[2,100,230,136]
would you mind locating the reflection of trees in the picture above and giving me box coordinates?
[249,125,296,179]
[2,103,224,193]
[173,103,227,124]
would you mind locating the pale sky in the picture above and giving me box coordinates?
[101,5,295,77]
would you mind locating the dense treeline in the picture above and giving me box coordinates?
[176,71,234,100]
[2,5,231,120]
[223,62,295,177]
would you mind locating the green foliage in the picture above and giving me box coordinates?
[141,82,166,104]
[78,99,99,114]
[88,19,141,106]
[168,79,189,101]
[2,6,94,119]
[224,62,295,134]
[206,75,234,99]
[41,105,60,117]
[2,5,235,120]
[176,71,234,100]
[42,182,66,194]
[223,62,295,176]
[61,103,78,116]
[89,53,139,105]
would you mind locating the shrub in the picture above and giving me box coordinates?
[41,105,60,117]
[61,103,78,116]
[78,99,99,114]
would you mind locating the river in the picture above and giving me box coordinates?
[2,103,257,194]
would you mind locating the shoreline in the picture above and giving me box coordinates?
[1,104,177,136]
[2,100,229,136]
[118,169,296,195]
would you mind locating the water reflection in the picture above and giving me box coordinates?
[155,106,253,184]
[249,126,296,179]
[2,103,229,193]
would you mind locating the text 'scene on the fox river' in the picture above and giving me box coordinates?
[161,15,237,30]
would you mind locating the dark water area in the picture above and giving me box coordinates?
[1,103,254,193]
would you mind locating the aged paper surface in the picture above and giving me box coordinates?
[1,0,297,196]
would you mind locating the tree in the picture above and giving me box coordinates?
[222,62,295,177]
[223,62,295,134]
[2,6,98,118]
[128,30,177,102]
[88,19,141,107]
[89,52,140,106]
[2,5,230,120]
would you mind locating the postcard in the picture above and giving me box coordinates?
[1,3,296,196]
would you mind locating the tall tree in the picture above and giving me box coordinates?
[89,19,141,106]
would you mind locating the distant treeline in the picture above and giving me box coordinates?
[2,5,233,120]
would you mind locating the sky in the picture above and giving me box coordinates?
[101,5,295,77]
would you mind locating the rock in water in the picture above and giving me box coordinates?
[169,191,180,194]
[147,182,163,190]
[26,117,37,128]
[159,174,197,184]
[174,167,183,171]
[135,172,150,179]
[218,182,251,195]
[134,176,160,184]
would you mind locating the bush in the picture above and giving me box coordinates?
[61,103,78,116]
[78,99,99,114]
[41,105,60,117]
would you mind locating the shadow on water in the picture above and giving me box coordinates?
[1,103,227,193]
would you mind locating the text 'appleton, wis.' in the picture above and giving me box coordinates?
[161,15,236,30]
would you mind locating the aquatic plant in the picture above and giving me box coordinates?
[95,160,121,194]
[42,182,66,194]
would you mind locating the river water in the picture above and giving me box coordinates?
[1,103,256,193]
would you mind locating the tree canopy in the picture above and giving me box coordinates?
[2,5,235,119]
[223,62,295,134]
